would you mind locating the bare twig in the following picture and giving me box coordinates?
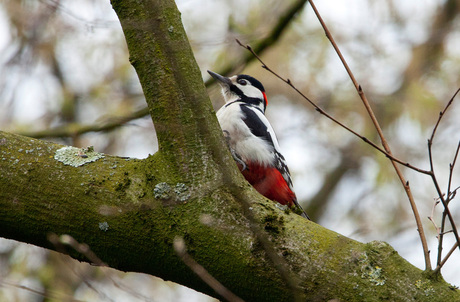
[435,241,459,274]
[0,279,85,302]
[305,0,432,270]
[427,89,460,271]
[440,230,453,236]
[173,237,245,302]
[235,39,429,175]
[220,164,308,300]
[437,143,460,268]
[19,105,149,139]
[429,147,458,268]
[206,0,308,85]
[19,1,309,140]
[239,202,305,302]
[48,234,153,302]
[429,89,459,142]
[447,143,460,199]
[215,148,305,301]
[433,88,460,269]
[48,234,114,302]
[428,198,440,236]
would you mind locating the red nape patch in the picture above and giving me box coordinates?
[239,162,296,207]
[262,92,268,109]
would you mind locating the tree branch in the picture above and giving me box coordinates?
[206,0,309,83]
[1,130,459,301]
[18,105,149,139]
[19,0,308,140]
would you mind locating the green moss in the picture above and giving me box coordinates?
[115,177,132,191]
[263,214,285,235]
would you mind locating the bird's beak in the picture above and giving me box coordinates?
[207,70,232,86]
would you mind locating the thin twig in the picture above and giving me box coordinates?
[20,1,309,140]
[440,230,453,236]
[448,143,460,196]
[19,105,149,139]
[427,89,460,270]
[428,198,440,236]
[437,142,460,267]
[240,204,305,302]
[48,234,114,302]
[206,0,309,85]
[209,51,306,300]
[48,234,153,302]
[218,163,306,301]
[0,279,85,302]
[173,237,245,302]
[430,146,454,270]
[307,0,432,270]
[429,89,460,143]
[235,39,429,175]
[436,207,448,268]
[434,90,460,269]
[435,241,459,274]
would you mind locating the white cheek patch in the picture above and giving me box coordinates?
[236,84,264,99]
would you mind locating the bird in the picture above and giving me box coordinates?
[208,70,310,220]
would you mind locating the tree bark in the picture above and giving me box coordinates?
[0,0,459,301]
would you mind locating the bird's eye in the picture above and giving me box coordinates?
[237,79,248,86]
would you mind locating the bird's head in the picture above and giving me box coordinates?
[208,70,268,112]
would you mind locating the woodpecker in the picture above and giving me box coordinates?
[208,70,310,220]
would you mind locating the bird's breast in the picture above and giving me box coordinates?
[217,104,274,166]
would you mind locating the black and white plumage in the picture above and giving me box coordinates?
[208,70,310,219]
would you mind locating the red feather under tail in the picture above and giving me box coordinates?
[239,162,296,207]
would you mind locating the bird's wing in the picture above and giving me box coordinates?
[239,105,293,189]
[240,104,311,220]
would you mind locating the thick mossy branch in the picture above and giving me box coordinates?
[0,131,281,299]
[1,131,459,301]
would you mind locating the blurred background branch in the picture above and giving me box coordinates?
[17,104,148,139]
[15,0,309,141]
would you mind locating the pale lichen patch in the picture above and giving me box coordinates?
[415,280,435,296]
[154,182,171,199]
[98,221,109,232]
[54,146,104,167]
[154,182,191,202]
[359,252,385,286]
[174,183,190,201]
